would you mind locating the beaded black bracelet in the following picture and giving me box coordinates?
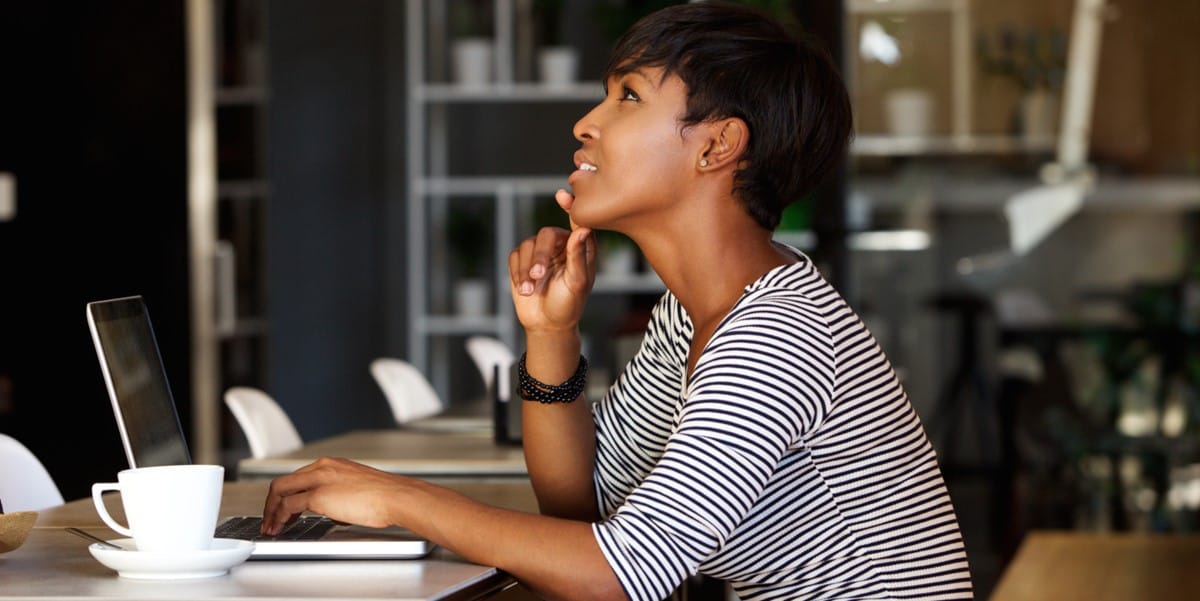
[517,352,587,404]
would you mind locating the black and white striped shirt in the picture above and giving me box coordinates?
[590,251,973,600]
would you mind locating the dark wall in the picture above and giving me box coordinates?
[266,0,396,438]
[0,3,190,500]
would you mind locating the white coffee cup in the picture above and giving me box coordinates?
[92,464,224,553]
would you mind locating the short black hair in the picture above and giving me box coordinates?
[605,1,853,229]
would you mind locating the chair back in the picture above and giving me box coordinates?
[369,358,443,424]
[465,336,516,401]
[0,433,65,511]
[223,387,303,459]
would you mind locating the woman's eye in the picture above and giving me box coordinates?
[620,86,640,102]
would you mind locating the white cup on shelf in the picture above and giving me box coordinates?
[91,464,224,553]
[884,88,934,138]
[538,46,579,89]
[453,38,493,88]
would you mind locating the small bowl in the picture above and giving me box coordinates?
[0,511,38,553]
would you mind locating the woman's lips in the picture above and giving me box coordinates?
[568,161,597,186]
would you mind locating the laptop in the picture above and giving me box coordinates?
[86,295,435,559]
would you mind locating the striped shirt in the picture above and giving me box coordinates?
[590,250,973,601]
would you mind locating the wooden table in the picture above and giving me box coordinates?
[34,481,540,528]
[4,481,540,600]
[235,428,528,481]
[990,530,1200,601]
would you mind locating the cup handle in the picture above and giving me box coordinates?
[91,482,133,538]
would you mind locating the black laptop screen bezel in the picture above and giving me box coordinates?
[86,295,192,468]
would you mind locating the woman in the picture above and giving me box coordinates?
[262,3,973,599]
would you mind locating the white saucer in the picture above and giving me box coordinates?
[89,538,255,580]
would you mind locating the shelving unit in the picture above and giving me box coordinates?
[851,133,1054,156]
[846,0,972,140]
[844,0,1057,156]
[406,0,614,401]
[183,0,272,464]
[210,0,271,463]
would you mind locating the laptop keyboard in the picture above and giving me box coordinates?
[215,516,337,541]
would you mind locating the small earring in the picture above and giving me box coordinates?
[699,159,709,168]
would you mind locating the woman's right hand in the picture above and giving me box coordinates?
[508,189,596,333]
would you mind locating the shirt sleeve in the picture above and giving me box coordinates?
[592,292,837,601]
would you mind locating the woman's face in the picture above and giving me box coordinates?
[565,67,705,231]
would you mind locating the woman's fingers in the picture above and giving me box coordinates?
[516,237,536,295]
[530,227,568,282]
[260,458,344,534]
[262,471,316,534]
[510,190,580,296]
[508,246,523,292]
[565,226,596,291]
[512,227,571,296]
[261,458,401,535]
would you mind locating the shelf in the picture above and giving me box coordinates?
[846,0,960,14]
[773,230,817,250]
[851,134,1056,157]
[414,176,567,196]
[218,317,269,339]
[847,229,931,252]
[853,175,1200,212]
[588,228,927,296]
[217,179,270,199]
[594,272,665,294]
[417,315,509,336]
[414,82,603,103]
[774,229,929,252]
[216,86,269,105]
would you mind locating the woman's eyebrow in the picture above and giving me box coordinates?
[613,68,659,90]
[628,68,658,88]
[604,67,662,94]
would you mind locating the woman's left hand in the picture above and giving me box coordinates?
[509,189,597,334]
[260,457,409,535]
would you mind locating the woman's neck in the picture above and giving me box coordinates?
[632,215,794,328]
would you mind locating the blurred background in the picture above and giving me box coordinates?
[0,1,1197,597]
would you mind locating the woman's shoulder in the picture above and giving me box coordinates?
[740,262,840,316]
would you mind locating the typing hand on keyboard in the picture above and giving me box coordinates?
[215,516,337,541]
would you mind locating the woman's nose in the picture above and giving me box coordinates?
[572,104,602,142]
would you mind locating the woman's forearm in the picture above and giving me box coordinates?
[394,478,623,601]
[520,330,600,521]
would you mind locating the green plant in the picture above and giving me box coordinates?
[976,25,1067,92]
[600,231,635,254]
[451,0,493,38]
[446,204,492,278]
[594,0,678,43]
[534,0,566,46]
[736,0,798,31]
[531,194,571,230]
[598,231,638,274]
[596,1,799,43]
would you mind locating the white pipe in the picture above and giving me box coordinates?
[950,0,971,139]
[185,0,219,465]
[1057,0,1106,174]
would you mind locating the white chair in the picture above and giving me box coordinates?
[369,358,444,425]
[465,336,516,401]
[0,433,65,511]
[223,387,303,459]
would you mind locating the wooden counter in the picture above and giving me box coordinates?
[990,530,1200,601]
[235,429,528,481]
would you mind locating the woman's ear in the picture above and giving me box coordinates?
[697,118,749,171]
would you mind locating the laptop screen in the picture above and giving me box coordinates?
[87,296,192,468]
